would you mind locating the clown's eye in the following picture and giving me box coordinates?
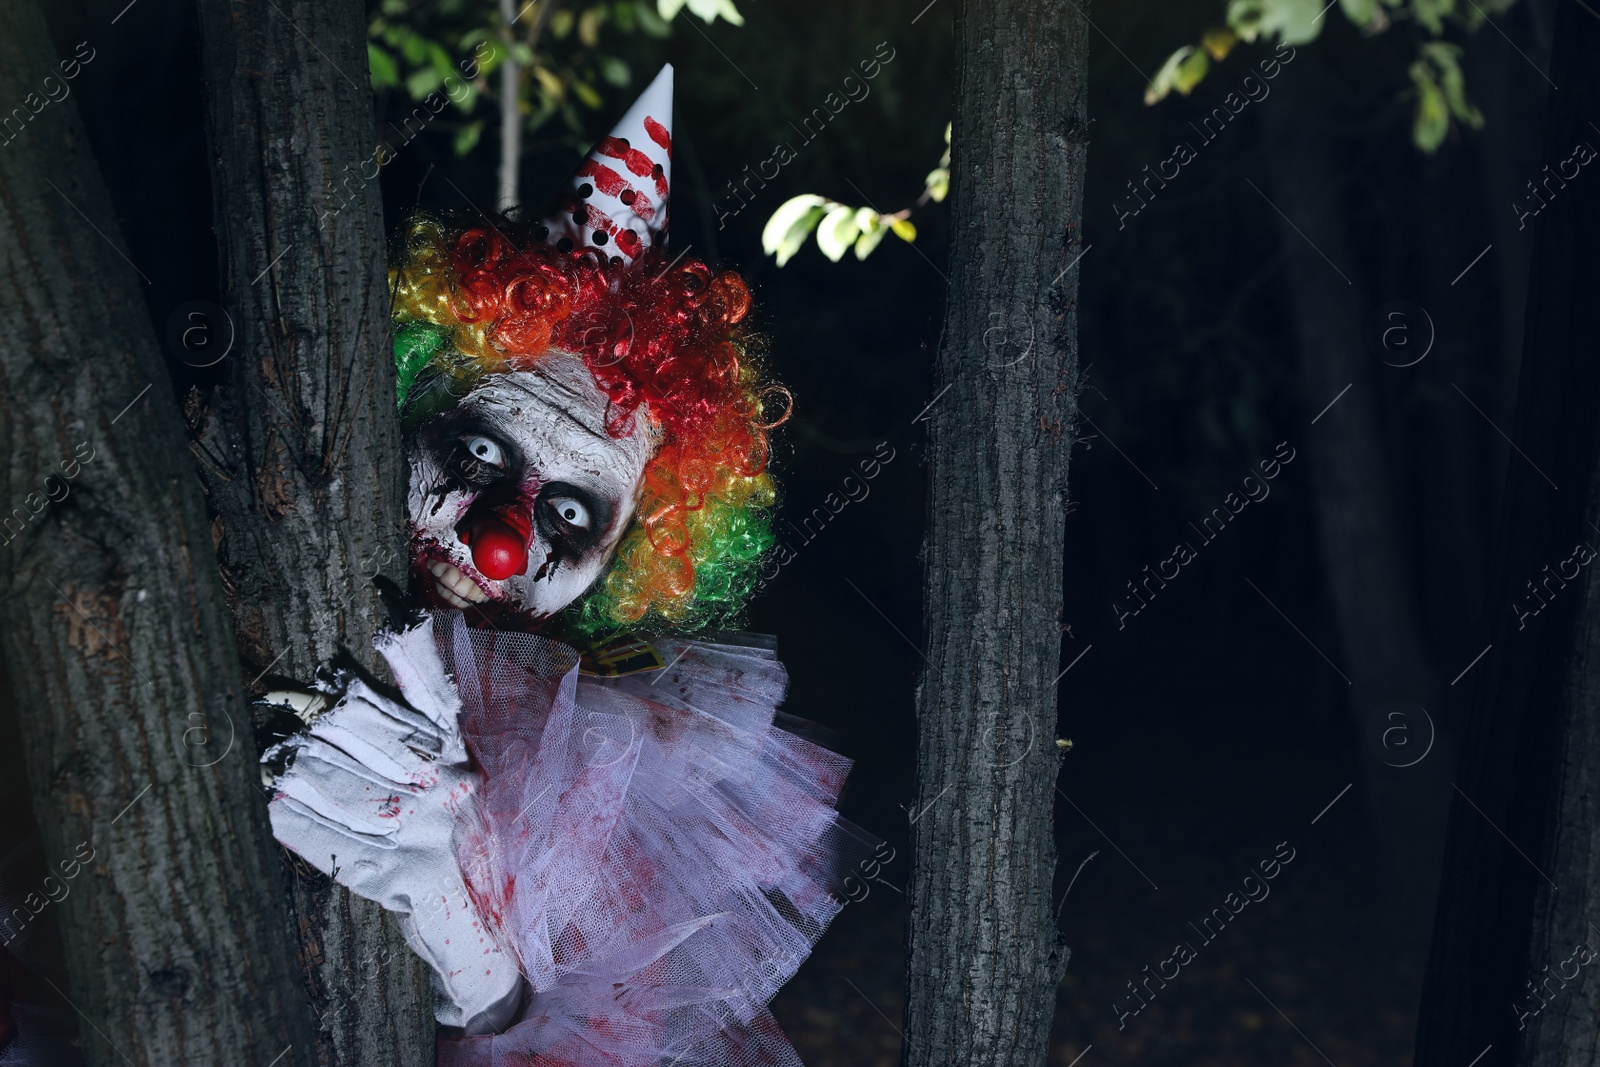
[546,495,591,531]
[462,435,506,469]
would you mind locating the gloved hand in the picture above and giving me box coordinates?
[262,620,523,1034]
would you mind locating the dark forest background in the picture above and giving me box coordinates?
[40,0,1556,1061]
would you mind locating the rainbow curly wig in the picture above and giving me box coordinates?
[388,216,786,634]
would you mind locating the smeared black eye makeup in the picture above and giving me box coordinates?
[536,483,608,551]
[450,432,512,489]
[422,411,522,493]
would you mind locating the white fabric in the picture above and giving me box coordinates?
[263,621,522,1033]
[432,614,879,1067]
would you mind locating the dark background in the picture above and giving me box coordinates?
[44,0,1557,1061]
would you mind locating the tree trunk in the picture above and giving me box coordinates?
[498,0,522,210]
[0,661,80,1065]
[1413,2,1600,1062]
[0,1,317,1063]
[1411,139,1495,649]
[193,2,427,1064]
[900,1,1087,1063]
[1258,57,1451,940]
[1465,1,1548,438]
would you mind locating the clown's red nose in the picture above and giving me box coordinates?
[465,513,530,581]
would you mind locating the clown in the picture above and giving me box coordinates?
[263,67,874,1067]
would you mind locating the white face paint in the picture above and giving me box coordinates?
[406,352,655,621]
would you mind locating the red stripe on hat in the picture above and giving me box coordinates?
[578,161,656,223]
[596,137,669,198]
[644,116,672,157]
[577,159,630,198]
[578,204,650,260]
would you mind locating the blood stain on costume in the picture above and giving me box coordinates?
[646,703,688,745]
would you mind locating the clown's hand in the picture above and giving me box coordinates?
[262,620,522,1034]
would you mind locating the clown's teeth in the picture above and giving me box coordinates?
[431,560,488,605]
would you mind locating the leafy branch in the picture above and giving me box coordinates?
[761,123,950,266]
[367,0,743,158]
[1143,0,1515,151]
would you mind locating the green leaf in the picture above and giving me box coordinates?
[450,80,478,112]
[551,9,575,37]
[401,30,428,65]
[600,55,631,86]
[816,204,861,262]
[406,66,443,98]
[368,43,400,88]
[1226,0,1328,44]
[663,0,744,23]
[1173,48,1211,95]
[1146,45,1192,105]
[428,41,456,84]
[1412,0,1453,32]
[1421,41,1483,127]
[854,216,888,260]
[1144,45,1210,104]
[762,195,824,253]
[777,206,827,266]
[1201,26,1238,59]
[534,65,566,99]
[572,78,604,108]
[684,0,745,24]
[636,2,672,36]
[1410,62,1449,152]
[478,42,506,75]
[454,120,484,155]
[579,8,603,45]
[1339,0,1377,27]
[762,194,827,266]
[925,167,949,203]
[890,217,917,242]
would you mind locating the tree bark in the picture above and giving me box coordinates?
[1258,57,1451,939]
[900,1,1087,1064]
[1413,1,1600,1062]
[193,2,427,1064]
[0,1,317,1063]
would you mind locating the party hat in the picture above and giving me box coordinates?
[535,64,673,264]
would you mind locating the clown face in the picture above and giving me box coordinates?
[406,352,655,620]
